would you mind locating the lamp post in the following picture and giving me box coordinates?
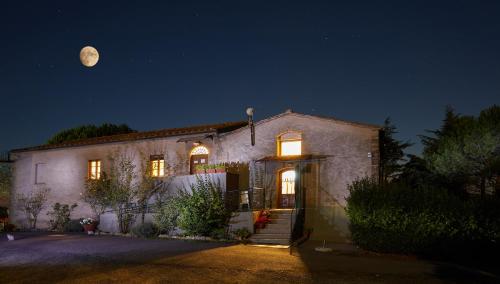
[246,107,255,146]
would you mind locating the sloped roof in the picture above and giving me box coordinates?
[10,110,380,154]
[10,121,247,153]
[219,110,381,137]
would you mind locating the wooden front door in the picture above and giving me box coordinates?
[278,169,296,208]
[190,154,208,174]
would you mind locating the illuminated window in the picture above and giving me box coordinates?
[281,170,295,194]
[281,141,302,156]
[278,131,302,156]
[88,160,101,180]
[150,155,165,177]
[190,146,209,155]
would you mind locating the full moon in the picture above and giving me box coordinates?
[79,46,99,67]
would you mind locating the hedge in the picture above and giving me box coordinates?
[346,178,500,255]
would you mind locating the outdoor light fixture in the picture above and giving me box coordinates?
[246,107,255,146]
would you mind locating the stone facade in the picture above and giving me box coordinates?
[9,111,379,240]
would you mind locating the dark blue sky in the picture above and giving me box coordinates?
[1,1,499,154]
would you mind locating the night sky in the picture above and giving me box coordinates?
[1,1,499,154]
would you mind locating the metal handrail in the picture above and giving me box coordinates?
[0,151,10,162]
[289,207,295,244]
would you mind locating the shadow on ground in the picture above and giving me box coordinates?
[293,240,500,283]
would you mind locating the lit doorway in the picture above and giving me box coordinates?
[278,169,295,208]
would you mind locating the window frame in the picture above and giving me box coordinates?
[88,160,101,180]
[150,155,165,178]
[35,163,47,184]
[277,131,303,157]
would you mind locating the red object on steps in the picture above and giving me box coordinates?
[254,210,271,229]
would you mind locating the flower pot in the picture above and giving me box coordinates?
[83,224,96,233]
[195,169,205,174]
[206,169,216,173]
[215,168,225,173]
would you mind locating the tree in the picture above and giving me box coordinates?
[136,152,172,224]
[107,151,138,234]
[379,118,413,184]
[176,177,231,237]
[47,123,136,145]
[16,187,50,230]
[83,172,112,223]
[420,106,461,156]
[46,202,77,232]
[0,164,11,202]
[397,154,437,188]
[425,105,500,197]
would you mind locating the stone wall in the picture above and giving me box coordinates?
[9,134,220,229]
[216,113,379,207]
[9,112,379,241]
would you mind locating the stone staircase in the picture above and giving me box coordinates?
[249,209,293,245]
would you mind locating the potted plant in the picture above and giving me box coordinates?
[206,164,216,174]
[215,163,226,173]
[254,210,271,229]
[80,218,96,234]
[195,164,205,174]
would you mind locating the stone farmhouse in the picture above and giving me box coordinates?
[9,110,380,244]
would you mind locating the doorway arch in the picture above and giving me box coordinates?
[278,168,296,208]
[190,145,209,174]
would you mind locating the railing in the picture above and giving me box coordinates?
[102,203,158,215]
[102,188,246,216]
[224,189,241,212]
[290,207,296,243]
[0,151,10,162]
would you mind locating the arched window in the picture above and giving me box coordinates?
[190,145,209,174]
[277,131,302,156]
[190,146,209,155]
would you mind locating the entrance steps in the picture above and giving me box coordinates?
[249,209,293,245]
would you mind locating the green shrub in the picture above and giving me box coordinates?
[154,198,180,235]
[47,203,77,232]
[131,222,159,238]
[177,177,231,237]
[64,219,83,232]
[232,227,252,240]
[209,227,227,240]
[346,177,500,254]
[3,223,16,232]
[0,207,7,218]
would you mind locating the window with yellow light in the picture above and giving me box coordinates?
[277,131,302,156]
[88,160,101,180]
[150,155,165,177]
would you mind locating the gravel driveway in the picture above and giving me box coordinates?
[1,232,498,283]
[0,232,225,266]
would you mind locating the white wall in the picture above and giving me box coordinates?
[10,113,378,238]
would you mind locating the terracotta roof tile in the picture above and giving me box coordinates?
[11,121,247,153]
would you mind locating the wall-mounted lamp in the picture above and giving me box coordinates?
[246,107,255,146]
